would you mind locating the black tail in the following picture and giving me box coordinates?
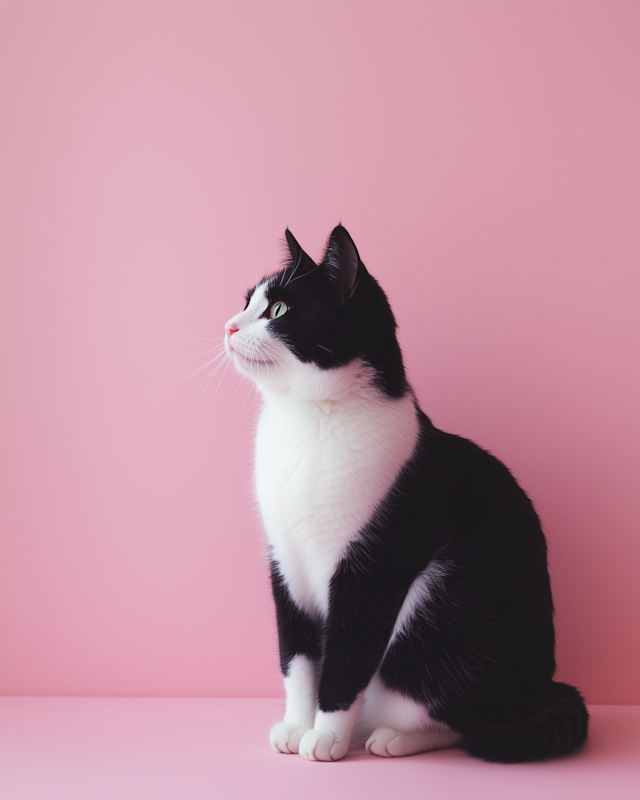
[461,682,589,763]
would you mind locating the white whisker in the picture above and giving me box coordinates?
[283,249,302,287]
[185,349,227,378]
[286,262,321,286]
[190,331,224,341]
[188,354,230,404]
[178,345,226,373]
[240,378,260,413]
[208,356,232,406]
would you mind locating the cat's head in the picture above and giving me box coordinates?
[224,225,408,401]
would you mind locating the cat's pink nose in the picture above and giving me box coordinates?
[227,323,239,337]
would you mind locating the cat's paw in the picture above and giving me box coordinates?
[365,727,406,757]
[299,729,349,762]
[270,722,309,754]
[366,726,461,757]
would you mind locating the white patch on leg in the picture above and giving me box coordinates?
[352,672,459,756]
[283,655,318,728]
[299,695,365,762]
[270,655,318,754]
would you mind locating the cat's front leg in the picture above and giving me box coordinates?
[298,695,365,762]
[269,561,323,754]
[270,654,319,754]
[298,547,411,762]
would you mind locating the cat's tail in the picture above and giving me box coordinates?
[461,682,589,763]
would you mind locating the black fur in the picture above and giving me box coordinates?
[269,559,323,675]
[261,226,588,762]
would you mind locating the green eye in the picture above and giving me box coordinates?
[269,301,288,319]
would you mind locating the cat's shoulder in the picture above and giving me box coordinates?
[414,412,530,494]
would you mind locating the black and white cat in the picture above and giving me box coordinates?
[223,225,588,763]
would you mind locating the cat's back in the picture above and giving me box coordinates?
[425,425,543,537]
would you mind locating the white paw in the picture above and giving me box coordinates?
[299,729,349,762]
[270,722,309,754]
[366,726,462,757]
[365,727,401,757]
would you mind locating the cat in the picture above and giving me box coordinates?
[223,225,589,763]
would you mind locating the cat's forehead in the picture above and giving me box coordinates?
[244,281,270,315]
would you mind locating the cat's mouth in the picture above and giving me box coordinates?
[231,348,276,368]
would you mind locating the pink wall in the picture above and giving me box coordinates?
[0,0,638,701]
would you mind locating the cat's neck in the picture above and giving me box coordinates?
[257,359,399,408]
[256,359,419,456]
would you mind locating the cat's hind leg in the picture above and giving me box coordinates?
[365,726,461,757]
[355,673,461,757]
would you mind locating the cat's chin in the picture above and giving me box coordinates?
[231,349,277,372]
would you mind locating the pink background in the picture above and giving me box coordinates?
[0,0,638,702]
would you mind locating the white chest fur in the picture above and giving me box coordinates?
[255,368,419,618]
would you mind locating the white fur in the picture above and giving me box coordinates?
[300,695,365,761]
[283,654,318,727]
[270,654,318,754]
[256,374,419,616]
[365,726,461,757]
[352,672,455,749]
[224,283,274,377]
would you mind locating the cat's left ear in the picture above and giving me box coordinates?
[321,225,361,305]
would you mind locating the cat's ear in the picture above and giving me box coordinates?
[284,228,302,263]
[322,225,360,305]
[282,228,317,274]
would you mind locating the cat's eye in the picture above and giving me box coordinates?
[269,301,288,319]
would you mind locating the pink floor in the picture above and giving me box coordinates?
[1,699,638,800]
